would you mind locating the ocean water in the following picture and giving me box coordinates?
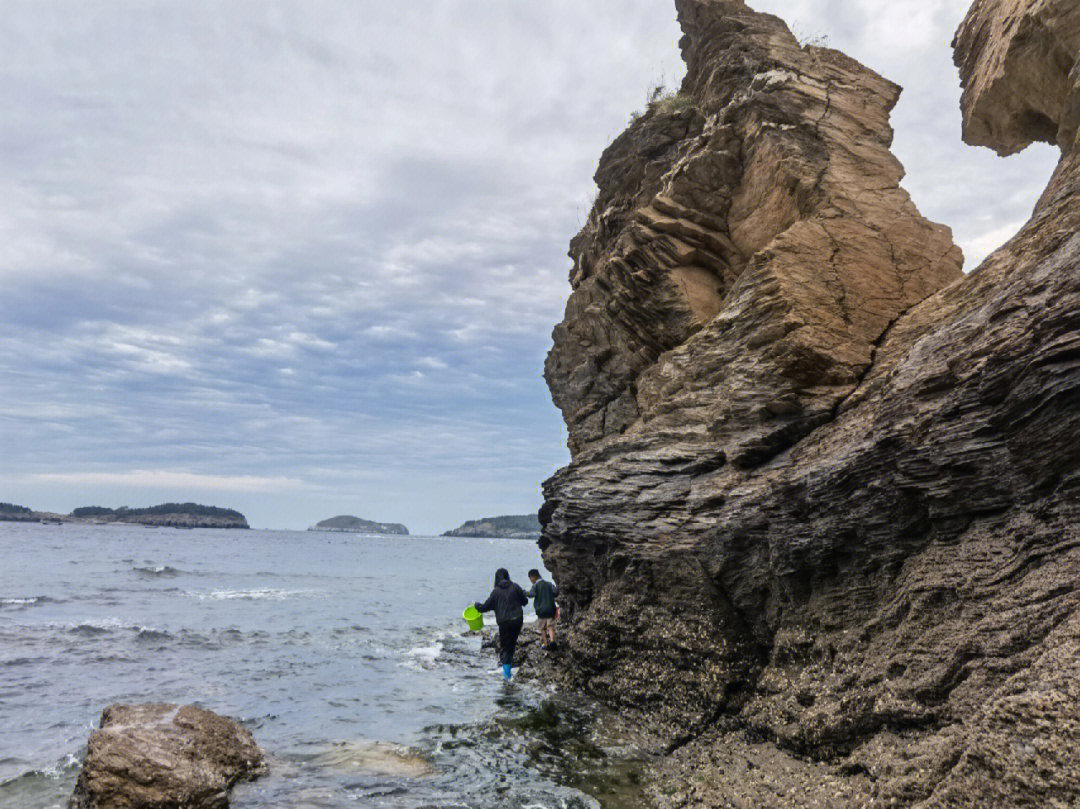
[0,523,644,809]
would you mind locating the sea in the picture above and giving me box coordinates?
[0,523,646,809]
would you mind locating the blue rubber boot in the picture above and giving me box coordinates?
[502,663,512,681]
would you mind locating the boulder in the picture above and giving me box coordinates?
[69,704,264,809]
[545,0,961,463]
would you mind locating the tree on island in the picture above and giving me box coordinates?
[71,503,245,521]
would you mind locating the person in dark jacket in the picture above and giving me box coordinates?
[474,567,528,681]
[527,568,558,649]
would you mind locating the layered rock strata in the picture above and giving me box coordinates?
[543,0,963,728]
[953,0,1080,155]
[70,704,264,809]
[540,0,1080,806]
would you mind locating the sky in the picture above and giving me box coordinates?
[0,1,1057,532]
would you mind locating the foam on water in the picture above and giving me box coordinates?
[184,588,312,601]
[1,596,57,609]
[404,627,457,669]
[131,565,184,578]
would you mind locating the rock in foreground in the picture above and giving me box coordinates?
[70,704,264,809]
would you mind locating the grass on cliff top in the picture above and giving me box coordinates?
[631,84,695,123]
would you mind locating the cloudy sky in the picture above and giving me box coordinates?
[0,1,1057,532]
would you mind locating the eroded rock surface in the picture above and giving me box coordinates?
[540,0,1080,806]
[70,704,264,809]
[953,0,1080,155]
[546,0,961,464]
[543,0,962,729]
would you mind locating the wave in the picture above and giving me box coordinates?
[66,619,170,638]
[2,657,44,668]
[10,619,306,650]
[131,565,184,578]
[404,628,459,668]
[0,596,57,609]
[134,628,172,643]
[0,752,80,797]
[69,622,113,637]
[406,640,444,666]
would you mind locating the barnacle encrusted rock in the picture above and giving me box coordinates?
[69,704,264,809]
[540,0,1080,806]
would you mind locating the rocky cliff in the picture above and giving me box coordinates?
[540,0,1080,806]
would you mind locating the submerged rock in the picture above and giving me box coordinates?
[300,739,436,778]
[69,704,264,809]
[541,0,1080,806]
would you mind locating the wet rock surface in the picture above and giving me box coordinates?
[69,704,264,809]
[540,0,1080,806]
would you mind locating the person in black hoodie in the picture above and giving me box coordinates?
[474,568,528,681]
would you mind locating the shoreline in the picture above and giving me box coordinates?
[0,513,248,529]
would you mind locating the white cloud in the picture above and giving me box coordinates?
[965,220,1030,261]
[416,356,448,370]
[0,0,1059,530]
[30,470,304,493]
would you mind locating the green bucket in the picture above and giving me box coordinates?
[463,605,483,631]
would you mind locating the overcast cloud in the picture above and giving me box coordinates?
[0,1,1057,531]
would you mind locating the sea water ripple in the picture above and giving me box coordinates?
[0,523,645,809]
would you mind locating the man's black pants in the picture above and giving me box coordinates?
[497,618,523,666]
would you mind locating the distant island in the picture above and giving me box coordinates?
[442,514,540,539]
[0,501,249,529]
[309,515,409,535]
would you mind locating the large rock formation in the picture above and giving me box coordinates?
[953,0,1080,155]
[70,704,264,809]
[543,0,963,726]
[540,0,1080,806]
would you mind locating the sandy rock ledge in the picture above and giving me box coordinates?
[69,704,265,809]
